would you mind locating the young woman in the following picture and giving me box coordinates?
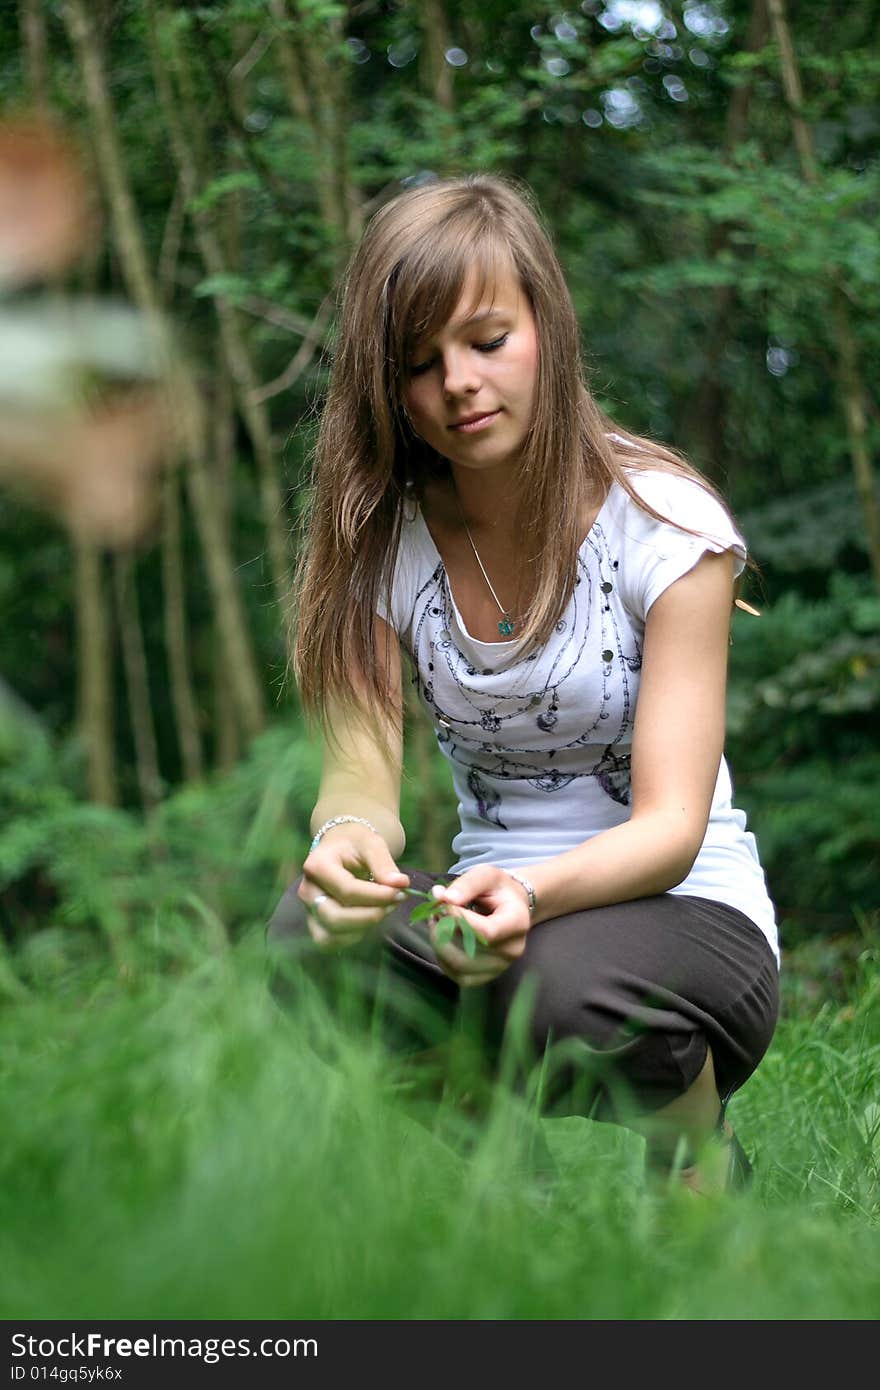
[268,174,779,1193]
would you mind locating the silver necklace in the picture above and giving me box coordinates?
[455,494,517,637]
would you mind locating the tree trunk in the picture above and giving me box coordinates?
[63,0,267,742]
[150,11,291,617]
[157,182,204,785]
[419,0,454,116]
[74,541,118,805]
[19,0,50,115]
[113,554,163,811]
[680,0,769,476]
[269,0,363,264]
[765,0,880,589]
[212,40,248,771]
[22,0,120,806]
[160,471,204,781]
[765,0,817,179]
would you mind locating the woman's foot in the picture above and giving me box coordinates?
[677,1120,752,1195]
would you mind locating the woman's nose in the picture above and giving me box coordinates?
[442,349,480,397]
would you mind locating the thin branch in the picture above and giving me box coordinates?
[171,273,330,345]
[185,8,302,219]
[157,174,186,306]
[249,294,334,404]
[238,294,317,338]
[229,26,275,83]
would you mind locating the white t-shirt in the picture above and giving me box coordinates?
[377,467,779,964]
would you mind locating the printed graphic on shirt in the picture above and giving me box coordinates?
[403,523,642,829]
[593,744,632,807]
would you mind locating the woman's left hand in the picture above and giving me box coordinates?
[427,865,532,989]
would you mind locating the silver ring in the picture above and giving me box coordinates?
[309,893,329,915]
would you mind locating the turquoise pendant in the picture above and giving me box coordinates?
[498,616,516,636]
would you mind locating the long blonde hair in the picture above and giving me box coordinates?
[290,173,742,746]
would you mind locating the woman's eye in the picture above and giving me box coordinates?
[408,358,434,377]
[476,334,509,353]
[408,334,509,377]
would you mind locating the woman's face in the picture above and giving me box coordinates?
[400,262,539,476]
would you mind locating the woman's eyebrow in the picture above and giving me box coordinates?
[454,307,510,329]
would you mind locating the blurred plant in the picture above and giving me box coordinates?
[0,708,320,964]
[0,117,182,547]
[726,495,879,936]
[0,117,92,284]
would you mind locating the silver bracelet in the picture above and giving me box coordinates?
[309,815,380,853]
[506,869,536,916]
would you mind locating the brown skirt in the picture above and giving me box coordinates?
[266,867,779,1119]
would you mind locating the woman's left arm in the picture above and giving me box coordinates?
[432,549,737,951]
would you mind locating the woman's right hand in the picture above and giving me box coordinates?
[297,826,410,951]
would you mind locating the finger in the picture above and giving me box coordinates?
[431,865,499,908]
[304,856,408,911]
[468,906,528,949]
[312,928,366,952]
[429,900,506,948]
[458,969,508,989]
[306,902,368,950]
[495,935,527,961]
[359,843,411,892]
[308,895,391,931]
[435,950,509,987]
[433,935,507,978]
[427,912,502,963]
[307,918,333,948]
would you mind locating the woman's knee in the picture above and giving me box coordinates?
[266,875,309,947]
[265,875,322,1012]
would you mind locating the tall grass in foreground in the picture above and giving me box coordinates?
[0,920,878,1321]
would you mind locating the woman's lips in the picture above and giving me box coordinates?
[449,410,501,433]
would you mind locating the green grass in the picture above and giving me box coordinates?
[0,919,878,1321]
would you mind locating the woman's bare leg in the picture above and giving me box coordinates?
[625,1045,735,1192]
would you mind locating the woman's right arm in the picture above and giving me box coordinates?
[298,617,411,949]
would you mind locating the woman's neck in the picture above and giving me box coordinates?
[444,464,525,537]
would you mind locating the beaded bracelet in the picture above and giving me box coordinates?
[309,815,380,854]
[506,869,537,917]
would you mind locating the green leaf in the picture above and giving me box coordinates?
[188,171,260,213]
[434,917,456,948]
[460,922,478,959]
[193,272,252,303]
[408,898,438,923]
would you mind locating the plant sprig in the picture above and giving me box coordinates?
[402,885,489,959]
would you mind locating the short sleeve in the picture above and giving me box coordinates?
[613,471,747,624]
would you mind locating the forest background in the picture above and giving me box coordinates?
[1,0,879,1324]
[1,0,878,999]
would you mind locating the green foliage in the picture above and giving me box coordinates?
[0,926,877,1318]
[406,886,489,957]
[740,480,872,572]
[727,541,878,935]
[187,169,261,213]
[192,271,253,302]
[0,713,321,958]
[623,147,880,305]
[1,0,878,954]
